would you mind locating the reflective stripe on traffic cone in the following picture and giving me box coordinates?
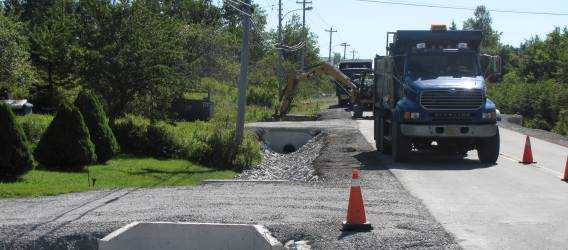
[562,156,568,182]
[342,168,372,231]
[519,135,536,164]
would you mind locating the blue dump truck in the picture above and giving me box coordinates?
[336,59,373,107]
[374,25,501,163]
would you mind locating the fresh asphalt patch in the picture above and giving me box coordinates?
[0,107,459,249]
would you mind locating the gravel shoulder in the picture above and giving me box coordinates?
[0,107,459,249]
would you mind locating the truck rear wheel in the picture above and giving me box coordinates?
[338,97,348,107]
[352,104,363,118]
[375,115,391,154]
[392,122,410,162]
[477,129,500,164]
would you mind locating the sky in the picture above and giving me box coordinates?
[228,0,568,59]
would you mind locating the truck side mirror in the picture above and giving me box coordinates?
[481,54,502,82]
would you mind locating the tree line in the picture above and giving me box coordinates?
[456,6,568,135]
[0,0,323,119]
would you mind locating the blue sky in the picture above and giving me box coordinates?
[220,0,568,59]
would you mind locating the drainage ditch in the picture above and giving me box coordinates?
[253,128,321,154]
[237,127,326,182]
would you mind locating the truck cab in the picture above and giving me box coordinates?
[374,26,501,163]
[336,59,373,107]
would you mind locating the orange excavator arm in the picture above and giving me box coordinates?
[275,62,358,118]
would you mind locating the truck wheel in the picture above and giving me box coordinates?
[338,97,348,107]
[353,105,363,118]
[477,129,500,164]
[392,122,410,162]
[375,115,391,154]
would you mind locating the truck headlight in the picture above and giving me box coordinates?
[482,111,496,120]
[404,112,420,120]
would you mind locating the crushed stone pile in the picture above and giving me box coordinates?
[236,133,326,182]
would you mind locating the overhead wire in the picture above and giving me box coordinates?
[224,0,252,17]
[224,0,309,52]
[352,0,568,16]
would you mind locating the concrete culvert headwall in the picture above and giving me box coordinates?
[98,222,284,250]
[254,128,321,154]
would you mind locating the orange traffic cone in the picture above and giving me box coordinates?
[519,135,536,164]
[562,156,568,182]
[342,168,373,231]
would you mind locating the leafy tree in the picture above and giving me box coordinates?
[520,28,568,83]
[0,12,37,98]
[28,1,83,88]
[80,1,188,118]
[332,52,342,65]
[0,103,34,181]
[282,14,321,69]
[34,103,96,170]
[463,6,501,54]
[74,90,119,163]
[3,0,56,21]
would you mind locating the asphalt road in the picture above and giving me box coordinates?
[357,119,568,249]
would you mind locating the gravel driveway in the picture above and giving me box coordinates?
[0,107,459,249]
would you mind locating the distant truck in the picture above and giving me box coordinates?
[1,89,33,115]
[336,59,373,107]
[374,25,501,163]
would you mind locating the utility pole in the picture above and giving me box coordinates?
[351,49,357,60]
[277,0,283,100]
[235,0,252,146]
[340,42,350,60]
[325,27,337,64]
[297,0,312,70]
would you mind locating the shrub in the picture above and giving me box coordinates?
[16,114,53,147]
[234,132,262,170]
[146,122,183,158]
[247,85,276,108]
[553,110,568,136]
[0,103,34,181]
[112,114,151,155]
[488,79,568,133]
[34,103,97,170]
[112,115,261,170]
[74,90,119,163]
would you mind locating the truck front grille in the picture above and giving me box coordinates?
[420,90,483,110]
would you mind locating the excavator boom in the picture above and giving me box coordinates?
[276,62,358,118]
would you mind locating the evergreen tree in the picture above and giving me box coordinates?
[34,103,96,170]
[74,90,119,163]
[0,103,34,181]
[449,21,458,31]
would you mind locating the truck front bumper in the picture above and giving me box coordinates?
[400,124,497,138]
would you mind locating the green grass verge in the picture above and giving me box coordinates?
[289,96,336,116]
[0,155,236,198]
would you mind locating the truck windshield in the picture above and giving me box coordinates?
[406,52,478,80]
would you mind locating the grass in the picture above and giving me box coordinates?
[0,155,236,198]
[289,96,336,116]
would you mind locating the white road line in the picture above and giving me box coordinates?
[499,153,563,178]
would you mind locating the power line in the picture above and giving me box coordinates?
[352,0,568,16]
[314,10,331,27]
